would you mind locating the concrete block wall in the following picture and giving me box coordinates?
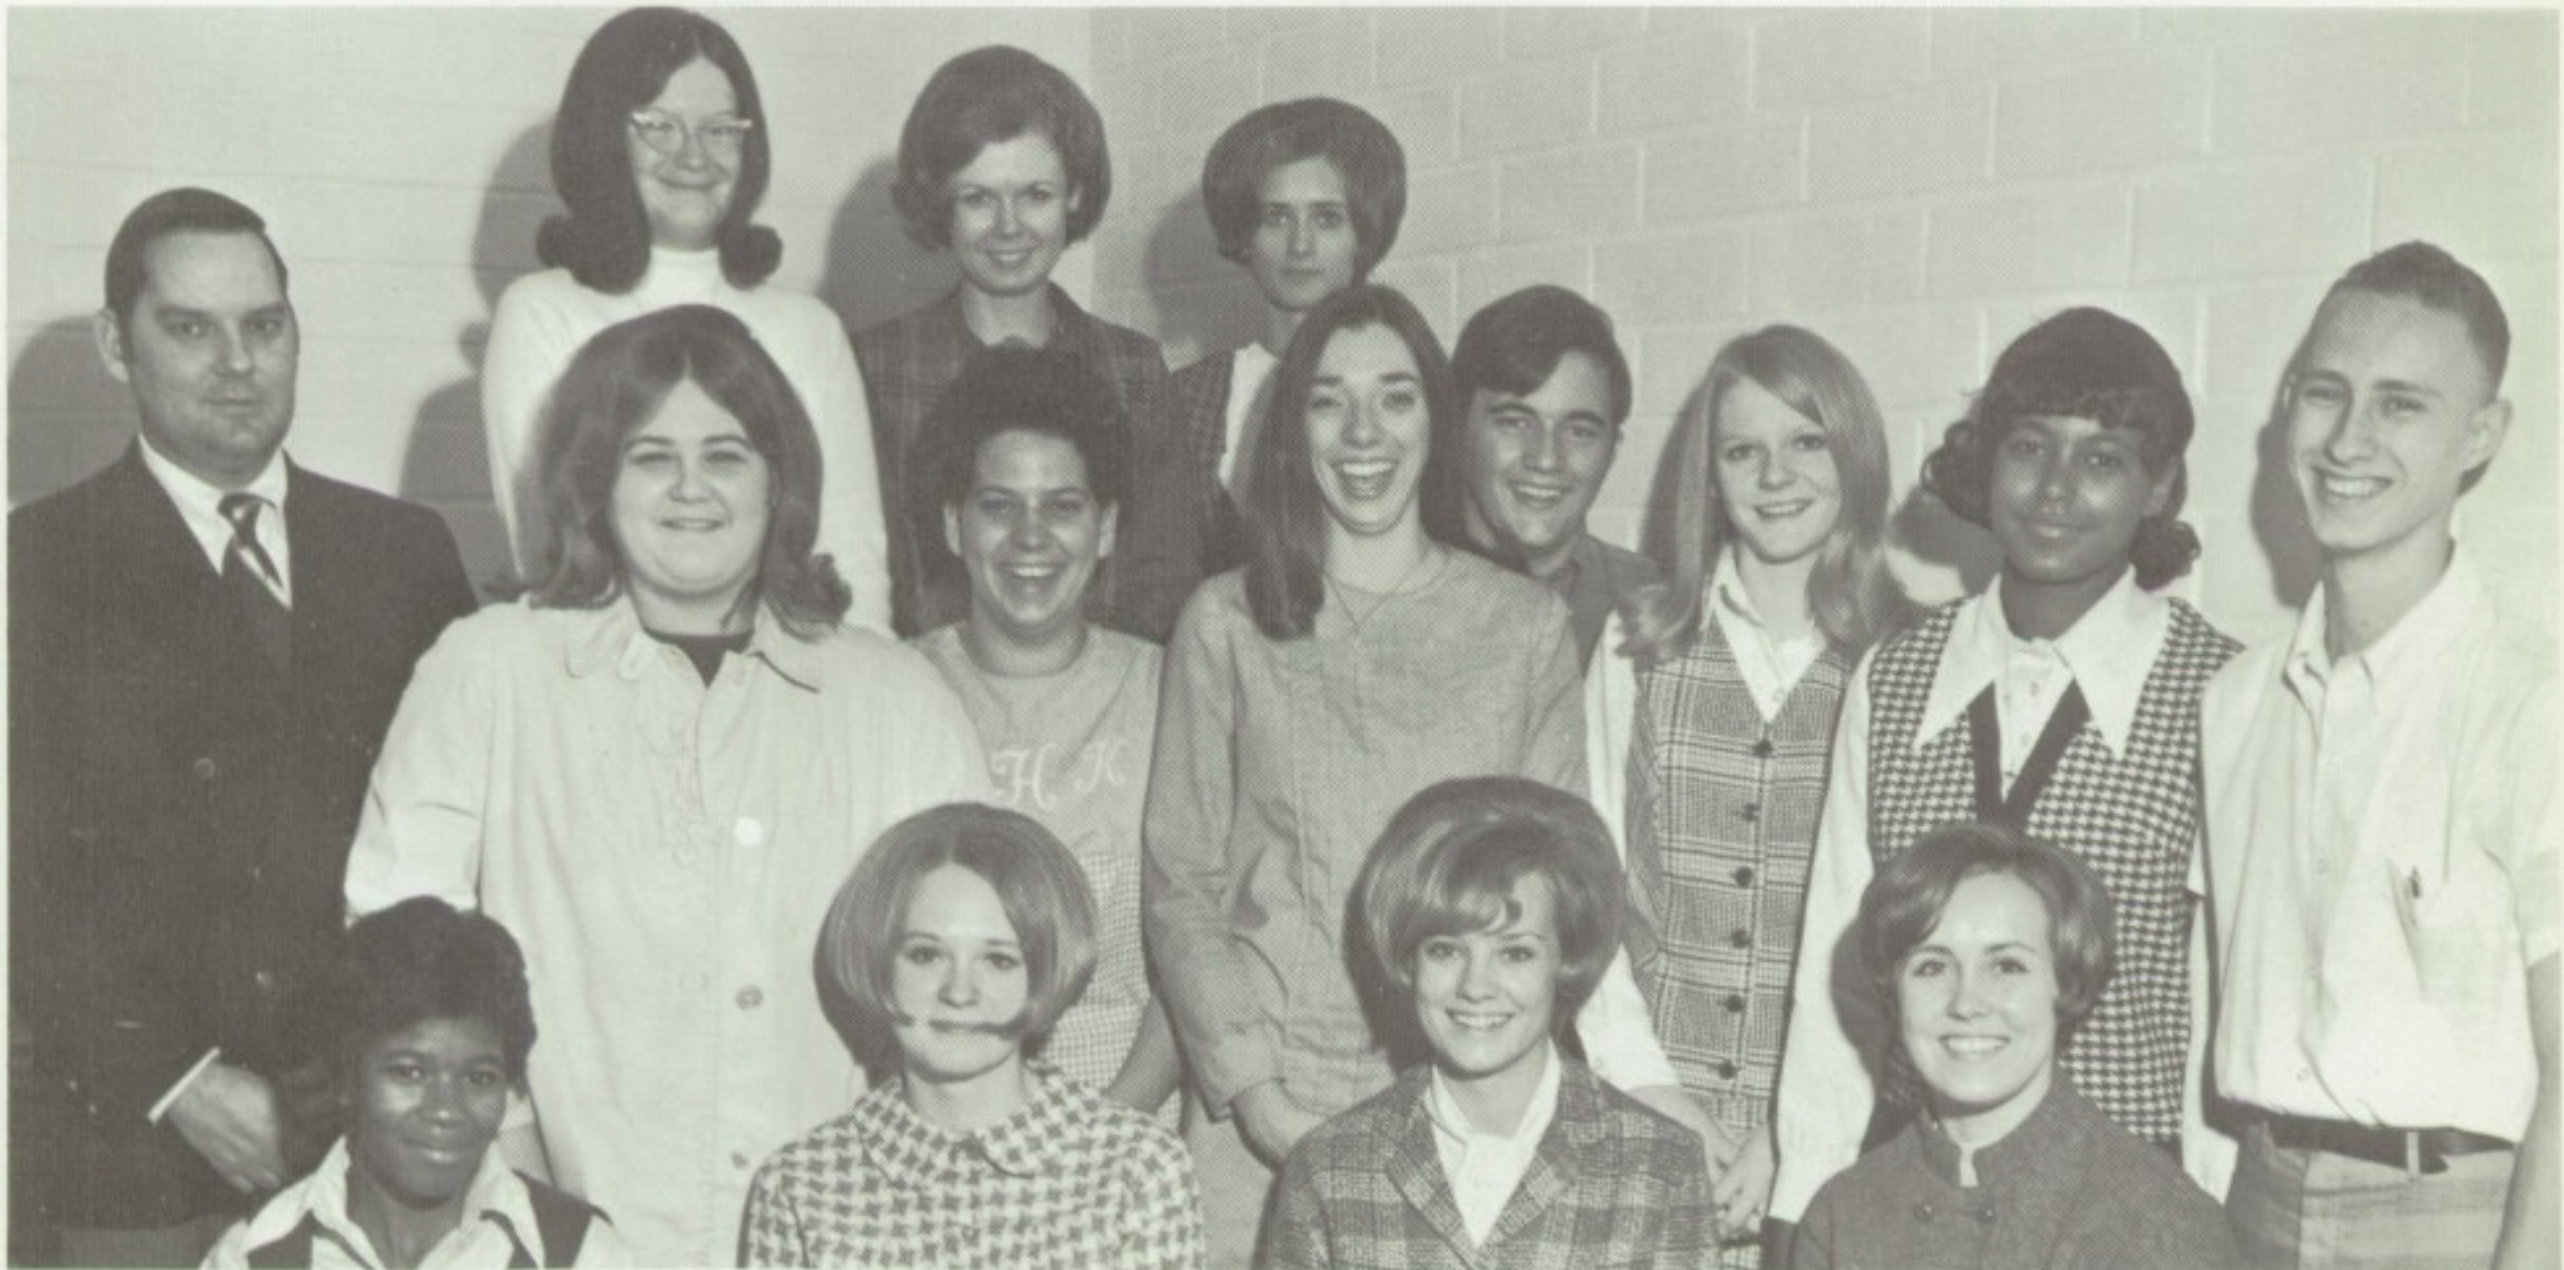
[1088,7,2560,646]
[7,7,1092,591]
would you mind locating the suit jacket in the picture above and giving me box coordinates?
[1263,1059,1711,1270]
[9,444,476,1227]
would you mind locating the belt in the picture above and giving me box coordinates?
[2263,1114,2513,1175]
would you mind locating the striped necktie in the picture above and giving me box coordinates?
[218,493,291,670]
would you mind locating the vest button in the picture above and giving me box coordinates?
[192,757,219,782]
[1752,739,1774,759]
[1724,994,1746,1013]
[1739,803,1759,824]
[1733,866,1756,887]
[1714,1060,1738,1079]
[1728,928,1753,949]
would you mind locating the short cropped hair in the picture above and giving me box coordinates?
[1449,284,1632,427]
[1201,98,1407,281]
[1858,823,2116,1037]
[1919,306,2201,589]
[103,187,290,330]
[1352,778,1624,1039]
[1242,283,1461,639]
[818,804,1098,1073]
[537,7,780,294]
[925,345,1132,515]
[892,46,1110,252]
[530,304,849,634]
[2321,240,2511,390]
[280,899,537,1143]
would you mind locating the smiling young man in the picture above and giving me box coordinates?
[1447,285,1660,667]
[2199,243,2557,1270]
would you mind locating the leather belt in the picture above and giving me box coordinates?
[2264,1114,2512,1175]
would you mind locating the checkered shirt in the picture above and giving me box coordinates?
[1264,1060,1710,1270]
[1623,614,1850,1131]
[741,1071,1202,1269]
[1863,599,2239,1144]
[848,285,1167,638]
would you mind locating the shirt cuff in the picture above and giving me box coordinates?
[148,1048,224,1125]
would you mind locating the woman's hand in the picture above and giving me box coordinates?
[1712,1122,1778,1242]
[1234,1081,1326,1168]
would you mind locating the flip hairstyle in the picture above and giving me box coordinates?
[537,6,780,293]
[528,304,849,635]
[1241,284,1461,639]
[1856,822,2115,1108]
[924,345,1132,515]
[818,803,1098,1073]
[1919,306,2200,589]
[1621,325,1906,663]
[1200,97,1407,282]
[103,187,290,329]
[1351,778,1624,1046]
[891,45,1110,251]
[277,898,537,1146]
[2316,240,2511,389]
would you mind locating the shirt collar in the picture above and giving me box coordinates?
[239,1137,533,1268]
[854,1069,1085,1184]
[135,435,290,564]
[2284,542,2492,711]
[1423,1039,1563,1151]
[1918,571,2170,756]
[561,595,829,690]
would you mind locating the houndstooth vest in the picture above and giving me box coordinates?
[1864,598,2239,1144]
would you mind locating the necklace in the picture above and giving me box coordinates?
[1324,544,1444,635]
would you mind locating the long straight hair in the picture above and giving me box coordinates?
[1241,284,1459,640]
[1622,325,1906,663]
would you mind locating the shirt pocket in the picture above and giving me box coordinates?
[2386,852,2508,1011]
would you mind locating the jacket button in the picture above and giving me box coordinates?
[193,757,219,782]
[253,970,277,992]
[1976,1204,1998,1224]
[1912,1201,1936,1223]
[1733,866,1756,887]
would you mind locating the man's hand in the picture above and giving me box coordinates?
[1233,1081,1326,1168]
[166,1061,285,1192]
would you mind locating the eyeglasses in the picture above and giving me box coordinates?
[628,110,756,161]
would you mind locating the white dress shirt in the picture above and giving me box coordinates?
[1426,1041,1565,1246]
[136,436,291,605]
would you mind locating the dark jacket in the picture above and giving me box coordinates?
[9,446,475,1226]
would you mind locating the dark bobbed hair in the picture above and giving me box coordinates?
[1919,306,2201,589]
[1201,98,1407,281]
[1351,778,1624,1039]
[1858,822,2115,1111]
[103,187,290,329]
[925,345,1132,514]
[818,803,1098,1074]
[1242,284,1461,640]
[529,304,848,635]
[1622,325,1909,663]
[892,46,1110,252]
[1449,284,1632,426]
[537,7,780,293]
[2318,240,2511,390]
[279,899,537,1146]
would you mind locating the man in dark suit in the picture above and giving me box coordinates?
[9,187,478,1265]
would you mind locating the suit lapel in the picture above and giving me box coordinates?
[98,447,264,674]
[1384,1091,1482,1269]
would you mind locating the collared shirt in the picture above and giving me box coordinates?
[741,1070,1203,1270]
[1425,1041,1564,1245]
[1771,573,2182,1221]
[2203,545,2558,1141]
[1218,341,1279,493]
[136,435,292,605]
[1708,548,1830,721]
[202,1138,633,1269]
[343,598,988,1265]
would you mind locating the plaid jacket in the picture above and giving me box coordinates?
[1116,349,1247,643]
[1263,1060,1710,1270]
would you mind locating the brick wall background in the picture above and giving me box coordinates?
[10,7,2556,647]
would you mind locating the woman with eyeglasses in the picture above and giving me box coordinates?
[483,6,890,629]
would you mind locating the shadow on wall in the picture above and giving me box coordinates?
[401,121,555,602]
[7,317,133,508]
[819,157,954,334]
[1133,187,1263,368]
[2247,392,2322,611]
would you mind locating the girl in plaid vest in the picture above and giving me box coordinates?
[1586,326,1909,1265]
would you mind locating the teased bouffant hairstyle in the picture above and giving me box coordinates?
[1858,822,2115,1108]
[103,186,290,329]
[530,304,849,635]
[1200,98,1407,282]
[1242,284,1461,639]
[924,345,1132,515]
[537,7,780,293]
[892,45,1110,251]
[1621,324,1909,663]
[1351,778,1624,1054]
[818,804,1097,1074]
[1919,306,2200,589]
[2318,240,2511,389]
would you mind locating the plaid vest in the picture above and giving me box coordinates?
[1863,598,2239,1144]
[1624,615,1851,1124]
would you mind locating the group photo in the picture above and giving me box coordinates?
[8,6,2557,1269]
